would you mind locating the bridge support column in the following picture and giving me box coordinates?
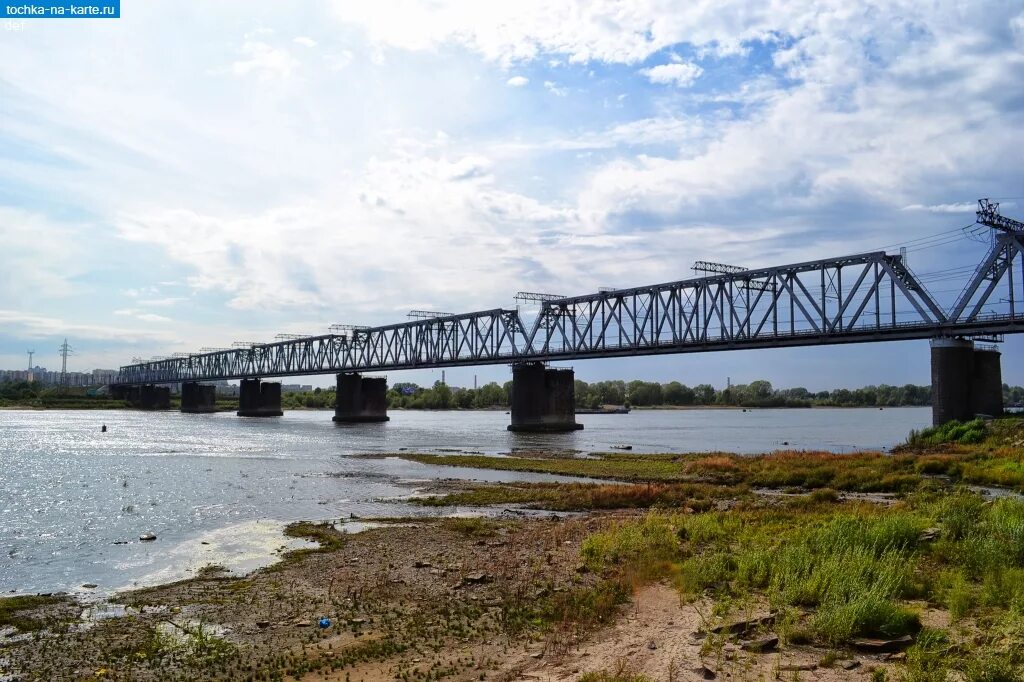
[931,338,1004,425]
[181,381,217,413]
[110,384,132,401]
[237,379,283,417]
[133,384,170,410]
[931,338,974,425]
[507,362,583,432]
[333,373,390,423]
[971,347,1003,418]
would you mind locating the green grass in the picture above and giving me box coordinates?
[908,419,987,447]
[268,521,348,569]
[574,492,1024,670]
[403,417,1024,495]
[440,517,499,537]
[403,450,929,492]
[414,481,745,511]
[0,594,64,631]
[581,514,682,577]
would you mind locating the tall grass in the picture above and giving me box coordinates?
[907,418,987,447]
[581,513,682,577]
[581,507,927,644]
[736,513,925,642]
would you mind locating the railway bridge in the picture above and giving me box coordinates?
[113,200,1024,429]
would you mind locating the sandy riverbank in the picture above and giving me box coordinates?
[0,510,913,682]
[4,418,1024,681]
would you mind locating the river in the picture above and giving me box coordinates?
[0,406,930,595]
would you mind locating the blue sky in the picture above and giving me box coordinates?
[1,0,1022,390]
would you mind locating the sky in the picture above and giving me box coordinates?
[1,0,1022,391]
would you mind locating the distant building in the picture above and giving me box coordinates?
[209,380,240,397]
[282,384,314,394]
[0,366,118,387]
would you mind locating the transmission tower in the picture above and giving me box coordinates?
[58,338,73,390]
[27,350,35,383]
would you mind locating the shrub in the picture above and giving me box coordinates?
[908,419,987,447]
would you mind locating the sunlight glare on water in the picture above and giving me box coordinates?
[0,407,930,594]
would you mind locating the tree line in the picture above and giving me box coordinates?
[381,378,1024,410]
[2,379,1022,410]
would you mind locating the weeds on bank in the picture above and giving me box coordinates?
[577,491,1024,678]
[907,418,987,447]
[415,481,745,511]
[404,450,926,491]
[267,521,348,569]
[0,594,65,631]
[404,417,1024,495]
[441,517,498,537]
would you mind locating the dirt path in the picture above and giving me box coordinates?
[513,584,888,682]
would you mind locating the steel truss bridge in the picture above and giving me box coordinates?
[116,201,1024,386]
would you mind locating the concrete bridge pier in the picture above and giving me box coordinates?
[134,384,170,410]
[507,362,583,432]
[333,373,390,423]
[110,384,133,402]
[237,378,283,417]
[181,381,216,413]
[972,346,1003,418]
[930,338,1003,425]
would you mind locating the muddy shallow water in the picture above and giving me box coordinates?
[0,407,929,594]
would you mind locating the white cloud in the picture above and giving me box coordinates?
[0,208,93,300]
[230,39,299,79]
[293,36,318,47]
[325,49,354,70]
[902,202,978,213]
[113,153,566,311]
[0,310,172,342]
[2,0,1022,371]
[135,313,173,323]
[114,309,173,323]
[327,0,839,65]
[543,80,567,96]
[137,297,187,307]
[506,75,529,87]
[493,115,706,153]
[639,62,703,87]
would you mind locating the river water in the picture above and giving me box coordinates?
[0,407,930,595]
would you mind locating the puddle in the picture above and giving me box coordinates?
[334,520,416,534]
[967,484,1024,500]
[155,619,230,647]
[115,520,317,592]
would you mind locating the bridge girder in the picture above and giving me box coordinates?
[115,237,1024,386]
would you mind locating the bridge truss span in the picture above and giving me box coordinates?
[529,251,954,358]
[115,233,1024,386]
